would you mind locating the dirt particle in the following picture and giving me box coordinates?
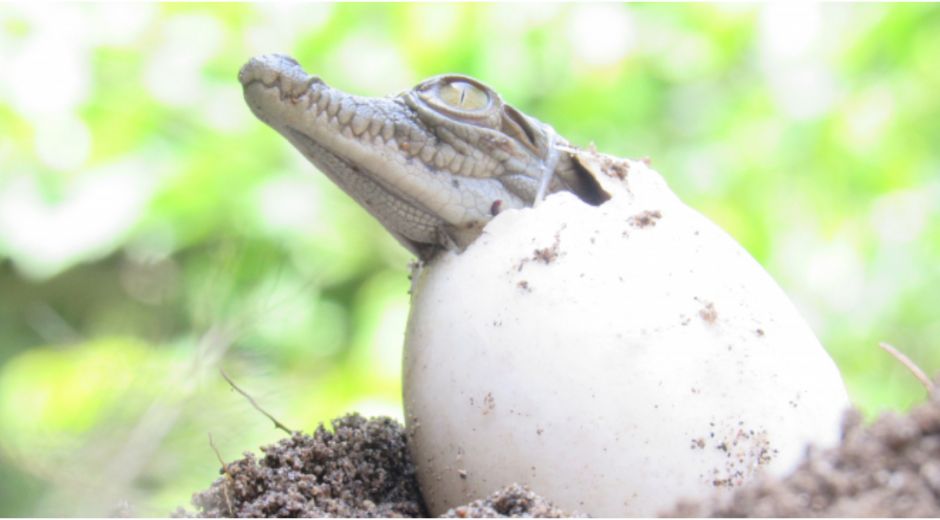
[533,228,563,264]
[609,161,630,180]
[755,328,765,337]
[533,246,557,264]
[482,392,496,415]
[458,469,468,479]
[628,209,663,228]
[699,301,718,324]
[517,280,531,292]
[490,199,502,216]
[583,149,630,182]
[516,226,565,272]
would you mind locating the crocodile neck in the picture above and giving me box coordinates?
[239,54,607,259]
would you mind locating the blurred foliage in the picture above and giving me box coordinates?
[0,3,938,516]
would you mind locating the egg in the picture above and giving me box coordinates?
[402,152,850,516]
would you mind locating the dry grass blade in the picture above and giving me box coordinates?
[207,433,234,517]
[879,342,935,393]
[220,369,293,435]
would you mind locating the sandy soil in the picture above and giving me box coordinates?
[177,415,425,517]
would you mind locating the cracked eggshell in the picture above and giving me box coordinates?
[402,156,850,517]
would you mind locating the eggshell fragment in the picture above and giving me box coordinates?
[403,154,850,516]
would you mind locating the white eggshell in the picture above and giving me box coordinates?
[403,155,850,517]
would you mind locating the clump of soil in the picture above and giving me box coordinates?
[441,484,572,518]
[178,415,426,517]
[669,385,940,517]
[628,209,662,228]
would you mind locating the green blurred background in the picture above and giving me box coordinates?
[0,3,938,516]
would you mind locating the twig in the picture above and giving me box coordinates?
[879,342,935,393]
[208,433,234,518]
[220,369,293,435]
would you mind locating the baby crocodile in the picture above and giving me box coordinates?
[239,54,606,259]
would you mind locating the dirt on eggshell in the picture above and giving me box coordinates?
[179,380,940,518]
[666,381,940,517]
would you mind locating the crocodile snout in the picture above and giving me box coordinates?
[238,53,323,96]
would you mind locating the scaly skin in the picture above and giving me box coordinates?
[239,54,605,259]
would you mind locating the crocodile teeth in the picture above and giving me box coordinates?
[337,99,355,125]
[277,75,292,100]
[302,75,322,91]
[306,87,318,102]
[327,97,341,117]
[351,114,370,136]
[316,93,330,113]
[369,117,383,137]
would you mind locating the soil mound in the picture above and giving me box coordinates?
[179,415,425,517]
[441,484,572,518]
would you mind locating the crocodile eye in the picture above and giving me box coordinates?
[437,80,489,111]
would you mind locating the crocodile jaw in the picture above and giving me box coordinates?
[239,54,530,257]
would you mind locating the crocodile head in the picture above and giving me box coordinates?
[239,54,606,259]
